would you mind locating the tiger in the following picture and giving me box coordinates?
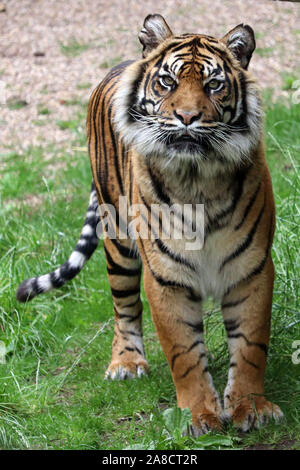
[16,14,284,435]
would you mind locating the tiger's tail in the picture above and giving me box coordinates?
[16,182,100,302]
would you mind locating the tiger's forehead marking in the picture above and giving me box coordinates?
[161,36,227,80]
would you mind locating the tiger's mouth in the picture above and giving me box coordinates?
[166,134,210,154]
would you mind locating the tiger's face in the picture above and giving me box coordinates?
[115,15,261,170]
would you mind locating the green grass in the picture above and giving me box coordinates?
[59,97,82,106]
[7,99,28,110]
[32,120,47,127]
[281,74,299,91]
[0,95,299,450]
[60,39,90,58]
[37,106,51,116]
[76,82,92,90]
[99,56,123,69]
[255,47,273,58]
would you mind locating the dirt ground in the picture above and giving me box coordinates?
[0,0,299,152]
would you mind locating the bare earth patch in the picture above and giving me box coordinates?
[0,0,299,153]
[245,439,297,450]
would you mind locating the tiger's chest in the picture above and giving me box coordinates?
[142,191,261,299]
[150,227,236,300]
[133,158,261,300]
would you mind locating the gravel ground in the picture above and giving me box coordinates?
[0,0,299,153]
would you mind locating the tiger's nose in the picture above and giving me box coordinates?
[174,109,202,125]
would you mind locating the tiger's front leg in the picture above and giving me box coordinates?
[143,268,225,436]
[104,237,148,380]
[222,257,283,431]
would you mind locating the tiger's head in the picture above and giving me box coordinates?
[115,14,261,171]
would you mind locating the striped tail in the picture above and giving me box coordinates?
[16,183,100,302]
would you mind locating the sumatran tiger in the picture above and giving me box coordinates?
[16,14,284,434]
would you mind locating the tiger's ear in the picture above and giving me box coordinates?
[221,24,256,69]
[139,14,173,58]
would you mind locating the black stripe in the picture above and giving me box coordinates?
[138,190,167,238]
[33,277,43,294]
[241,352,259,369]
[179,353,206,379]
[98,91,124,227]
[117,309,142,323]
[170,39,198,54]
[204,42,226,56]
[107,266,140,276]
[105,247,141,277]
[147,165,171,205]
[107,101,124,195]
[117,325,142,337]
[134,346,143,355]
[225,213,274,295]
[75,238,98,259]
[139,187,183,240]
[186,289,202,302]
[239,71,248,123]
[183,320,204,334]
[227,332,268,355]
[171,340,202,370]
[155,237,196,272]
[110,238,140,259]
[128,63,147,122]
[121,345,142,356]
[206,168,247,235]
[50,271,64,288]
[224,320,240,333]
[119,345,143,356]
[219,197,265,271]
[222,295,249,310]
[235,182,261,231]
[111,287,140,298]
[121,145,128,184]
[245,213,274,281]
[92,73,120,180]
[59,262,81,281]
[139,237,192,291]
[83,213,98,226]
[122,298,141,309]
[149,271,187,289]
[96,84,117,209]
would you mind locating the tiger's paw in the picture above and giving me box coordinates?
[190,410,226,437]
[225,395,284,432]
[104,359,149,380]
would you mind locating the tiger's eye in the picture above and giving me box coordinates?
[207,79,220,90]
[161,76,175,87]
